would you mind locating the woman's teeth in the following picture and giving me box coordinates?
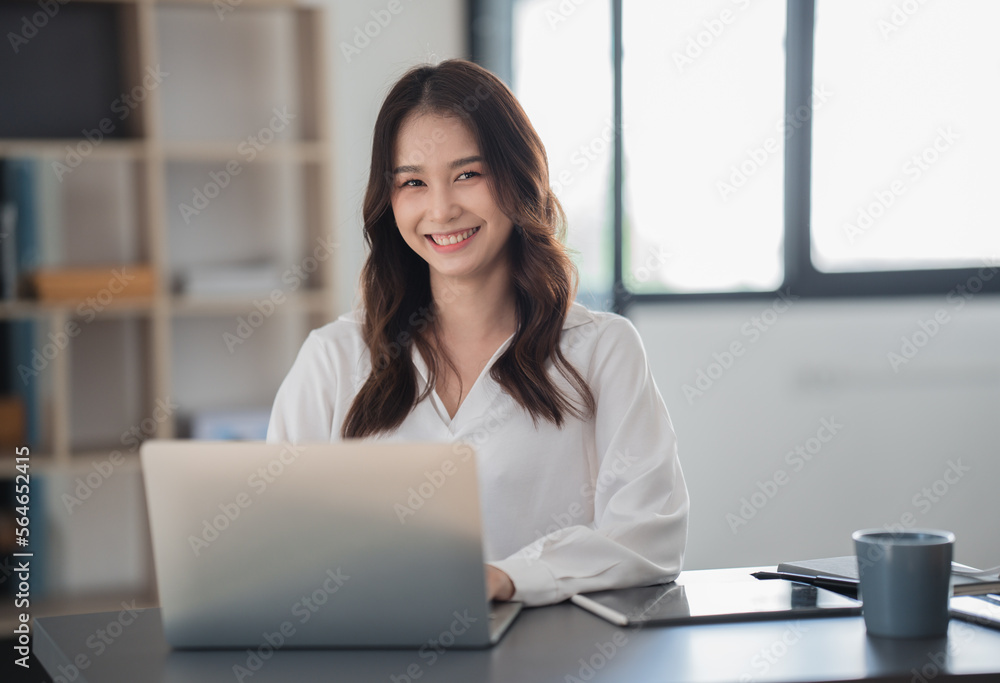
[431,226,479,246]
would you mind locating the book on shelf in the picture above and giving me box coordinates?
[176,262,283,297]
[0,157,65,301]
[31,265,156,302]
[0,158,40,301]
[0,160,46,452]
[34,154,64,270]
[778,555,1000,597]
[0,201,16,300]
[0,321,9,394]
[0,320,41,450]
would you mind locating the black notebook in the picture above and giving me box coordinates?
[777,556,1000,597]
[571,580,860,627]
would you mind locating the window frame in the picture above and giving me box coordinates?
[471,0,1000,313]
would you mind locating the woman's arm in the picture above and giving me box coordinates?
[487,316,689,606]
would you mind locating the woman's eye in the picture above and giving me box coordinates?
[400,178,424,188]
[457,170,481,181]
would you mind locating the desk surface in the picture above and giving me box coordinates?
[32,568,1000,683]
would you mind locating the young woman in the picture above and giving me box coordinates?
[267,59,688,607]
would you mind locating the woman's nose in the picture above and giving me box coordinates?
[427,185,462,224]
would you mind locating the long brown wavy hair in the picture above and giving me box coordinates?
[342,59,595,439]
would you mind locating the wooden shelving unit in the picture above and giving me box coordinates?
[1,0,334,463]
[0,0,334,629]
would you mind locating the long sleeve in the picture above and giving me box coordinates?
[266,331,339,443]
[488,317,689,606]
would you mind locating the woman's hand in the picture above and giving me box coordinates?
[485,564,515,601]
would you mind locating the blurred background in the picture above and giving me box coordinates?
[0,0,997,639]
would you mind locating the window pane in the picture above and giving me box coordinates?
[623,0,786,293]
[513,0,613,306]
[812,0,1000,273]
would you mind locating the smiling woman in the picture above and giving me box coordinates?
[391,115,513,288]
[348,60,594,440]
[266,59,689,607]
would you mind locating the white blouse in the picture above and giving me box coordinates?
[266,302,689,606]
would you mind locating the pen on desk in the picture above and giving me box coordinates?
[751,571,859,596]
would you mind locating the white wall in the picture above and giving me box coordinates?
[631,294,1000,571]
[323,0,468,315]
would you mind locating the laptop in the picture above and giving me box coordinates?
[140,440,522,649]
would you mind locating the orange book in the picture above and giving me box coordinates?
[31,265,156,302]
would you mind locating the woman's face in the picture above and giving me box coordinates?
[390,112,515,284]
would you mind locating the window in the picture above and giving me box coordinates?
[513,0,613,303]
[621,0,786,294]
[489,0,1000,308]
[811,0,1000,274]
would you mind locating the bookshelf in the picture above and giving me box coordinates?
[0,0,334,628]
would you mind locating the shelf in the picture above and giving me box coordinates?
[0,0,333,613]
[0,291,335,319]
[169,289,332,316]
[56,0,271,4]
[160,140,327,163]
[0,139,145,160]
[0,451,143,477]
[0,298,158,321]
[156,0,300,6]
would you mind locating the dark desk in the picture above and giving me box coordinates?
[32,568,1000,683]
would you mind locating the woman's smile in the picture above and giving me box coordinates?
[427,225,481,250]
